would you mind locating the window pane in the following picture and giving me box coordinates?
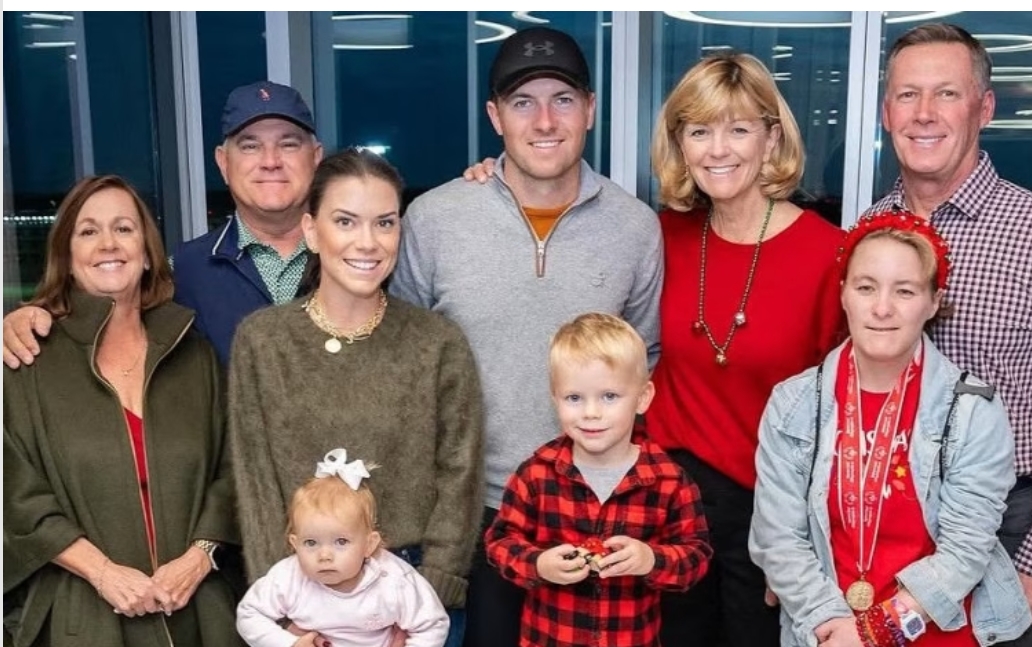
[4,11,77,310]
[648,12,853,224]
[321,11,469,201]
[86,12,159,202]
[875,12,1032,198]
[3,11,160,312]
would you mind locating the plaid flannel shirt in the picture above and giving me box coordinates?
[867,152,1032,573]
[486,435,711,647]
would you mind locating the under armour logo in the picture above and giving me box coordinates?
[523,41,555,57]
[258,88,271,101]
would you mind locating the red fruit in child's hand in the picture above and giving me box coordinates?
[581,537,607,556]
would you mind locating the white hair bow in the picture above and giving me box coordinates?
[314,448,371,491]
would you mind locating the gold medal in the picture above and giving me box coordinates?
[845,579,875,611]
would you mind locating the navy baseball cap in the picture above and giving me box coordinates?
[489,27,591,98]
[221,81,316,138]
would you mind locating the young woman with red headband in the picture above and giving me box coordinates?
[750,212,1031,647]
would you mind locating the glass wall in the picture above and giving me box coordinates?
[646,11,854,225]
[318,11,469,201]
[315,11,611,204]
[4,10,1031,316]
[874,11,1032,197]
[3,11,160,312]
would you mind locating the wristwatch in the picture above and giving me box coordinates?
[891,598,927,641]
[192,539,220,571]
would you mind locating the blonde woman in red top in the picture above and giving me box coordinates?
[647,52,845,647]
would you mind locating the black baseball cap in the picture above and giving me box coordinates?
[221,81,316,138]
[489,27,591,98]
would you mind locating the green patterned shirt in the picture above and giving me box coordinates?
[236,217,309,305]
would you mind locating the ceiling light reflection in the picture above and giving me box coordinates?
[974,34,1032,54]
[332,14,412,50]
[992,67,1032,83]
[986,119,1032,129]
[665,11,958,29]
[476,21,515,45]
[511,11,549,24]
[25,41,75,49]
[21,12,73,21]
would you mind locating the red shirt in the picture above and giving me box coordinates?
[486,436,712,647]
[829,391,976,646]
[648,208,845,487]
[124,408,157,564]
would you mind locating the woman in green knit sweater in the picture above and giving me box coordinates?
[228,148,485,646]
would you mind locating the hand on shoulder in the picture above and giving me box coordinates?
[461,157,497,184]
[3,305,52,368]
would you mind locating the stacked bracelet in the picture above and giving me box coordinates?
[855,603,905,647]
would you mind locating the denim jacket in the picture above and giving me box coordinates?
[749,336,1031,646]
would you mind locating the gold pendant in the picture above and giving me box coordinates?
[324,338,342,354]
[845,579,875,611]
[715,352,728,366]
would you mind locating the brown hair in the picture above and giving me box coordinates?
[887,23,992,94]
[307,147,404,217]
[549,312,649,385]
[29,175,173,317]
[652,52,804,211]
[299,148,406,294]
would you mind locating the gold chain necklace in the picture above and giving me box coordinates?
[692,198,774,367]
[120,349,145,377]
[304,289,388,354]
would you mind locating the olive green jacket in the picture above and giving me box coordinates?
[3,291,241,647]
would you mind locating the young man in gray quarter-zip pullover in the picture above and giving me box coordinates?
[389,27,663,647]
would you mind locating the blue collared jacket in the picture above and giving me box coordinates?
[171,216,313,365]
[749,336,1031,647]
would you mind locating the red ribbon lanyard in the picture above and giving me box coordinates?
[837,345,918,578]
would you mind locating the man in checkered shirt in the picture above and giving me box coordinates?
[866,22,1032,618]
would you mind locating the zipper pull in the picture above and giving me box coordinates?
[536,240,546,278]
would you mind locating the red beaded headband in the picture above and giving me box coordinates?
[838,210,952,290]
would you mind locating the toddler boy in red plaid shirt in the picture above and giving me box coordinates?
[486,312,712,647]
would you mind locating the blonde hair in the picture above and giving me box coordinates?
[651,52,804,212]
[847,229,952,318]
[549,313,648,385]
[287,476,379,546]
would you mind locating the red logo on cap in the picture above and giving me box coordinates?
[258,88,271,101]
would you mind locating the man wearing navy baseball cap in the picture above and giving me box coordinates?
[220,80,317,137]
[171,81,323,364]
[390,27,663,647]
